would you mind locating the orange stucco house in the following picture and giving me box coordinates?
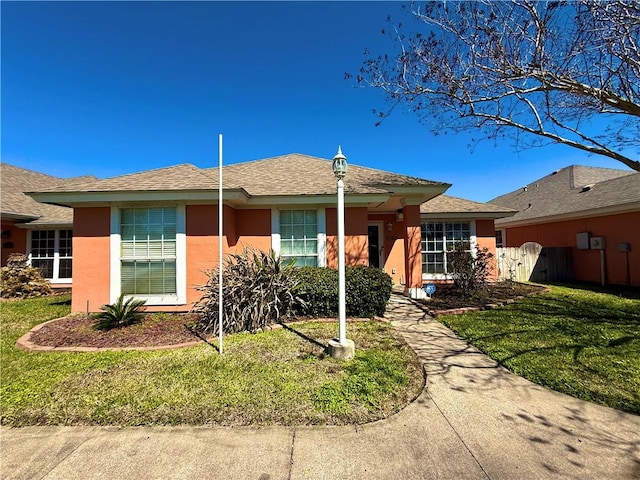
[27,153,514,313]
[0,164,96,288]
[491,165,640,287]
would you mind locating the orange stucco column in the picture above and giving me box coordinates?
[403,205,423,297]
[475,219,498,281]
[71,207,111,313]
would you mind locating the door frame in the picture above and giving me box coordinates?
[367,221,385,268]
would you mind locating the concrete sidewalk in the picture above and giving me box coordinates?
[2,294,640,479]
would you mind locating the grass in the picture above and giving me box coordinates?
[437,284,640,414]
[1,295,423,427]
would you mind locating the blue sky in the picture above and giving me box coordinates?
[2,1,633,202]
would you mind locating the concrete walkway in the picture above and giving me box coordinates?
[2,294,640,479]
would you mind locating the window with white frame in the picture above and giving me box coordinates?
[495,230,504,248]
[279,209,318,266]
[421,221,471,275]
[120,207,177,295]
[30,229,72,281]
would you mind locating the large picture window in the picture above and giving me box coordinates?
[120,207,176,295]
[279,210,318,266]
[421,221,471,275]
[30,229,72,281]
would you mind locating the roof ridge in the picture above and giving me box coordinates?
[96,163,200,181]
[1,163,65,181]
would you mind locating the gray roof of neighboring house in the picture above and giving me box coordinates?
[490,165,640,226]
[1,164,94,226]
[421,194,515,218]
[31,153,450,196]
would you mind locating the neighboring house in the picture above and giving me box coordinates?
[491,165,640,287]
[0,164,94,287]
[28,153,515,313]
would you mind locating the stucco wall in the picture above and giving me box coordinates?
[475,219,499,281]
[326,207,369,268]
[71,207,111,313]
[1,222,27,266]
[185,205,223,306]
[234,209,271,254]
[503,211,640,286]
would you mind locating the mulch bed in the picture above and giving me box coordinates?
[29,314,202,349]
[421,282,548,315]
[25,282,547,349]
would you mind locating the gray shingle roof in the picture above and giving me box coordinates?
[0,164,85,225]
[421,194,515,217]
[491,165,640,226]
[37,164,214,192]
[32,153,449,196]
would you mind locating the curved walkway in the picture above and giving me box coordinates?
[2,294,639,479]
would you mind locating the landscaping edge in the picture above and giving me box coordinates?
[423,285,551,318]
[15,315,389,353]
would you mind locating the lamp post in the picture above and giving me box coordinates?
[328,146,355,360]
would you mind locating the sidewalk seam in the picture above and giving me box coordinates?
[36,430,95,480]
[428,393,492,480]
[287,428,296,480]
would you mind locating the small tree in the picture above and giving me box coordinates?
[0,253,52,298]
[448,243,494,296]
[191,247,305,335]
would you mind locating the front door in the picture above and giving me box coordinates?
[368,224,382,268]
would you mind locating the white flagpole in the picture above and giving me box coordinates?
[218,133,224,354]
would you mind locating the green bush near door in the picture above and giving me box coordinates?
[294,266,393,318]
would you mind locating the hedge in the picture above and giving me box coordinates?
[294,266,393,318]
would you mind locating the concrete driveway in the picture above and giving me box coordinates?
[2,294,639,479]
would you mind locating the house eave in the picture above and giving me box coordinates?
[28,189,251,207]
[18,221,74,230]
[495,201,640,228]
[421,211,516,220]
[0,212,40,223]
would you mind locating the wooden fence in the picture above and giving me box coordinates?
[496,242,573,282]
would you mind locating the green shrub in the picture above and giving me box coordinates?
[0,253,52,298]
[295,266,393,318]
[94,293,147,329]
[191,247,305,335]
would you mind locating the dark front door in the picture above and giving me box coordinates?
[368,225,380,268]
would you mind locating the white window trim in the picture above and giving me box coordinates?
[271,207,326,267]
[27,229,73,284]
[421,219,476,281]
[110,204,186,306]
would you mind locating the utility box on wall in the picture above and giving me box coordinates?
[618,242,631,252]
[590,237,605,250]
[576,232,590,250]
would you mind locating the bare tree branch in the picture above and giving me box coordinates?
[351,0,640,171]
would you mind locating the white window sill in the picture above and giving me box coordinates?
[124,294,182,306]
[422,273,453,281]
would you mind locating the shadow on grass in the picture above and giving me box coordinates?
[433,287,640,414]
[546,282,640,300]
[51,298,71,306]
[280,323,327,351]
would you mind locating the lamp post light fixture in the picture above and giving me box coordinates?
[328,146,355,360]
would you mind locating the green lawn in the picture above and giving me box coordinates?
[437,284,640,414]
[1,295,423,426]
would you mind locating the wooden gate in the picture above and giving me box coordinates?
[496,243,573,282]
